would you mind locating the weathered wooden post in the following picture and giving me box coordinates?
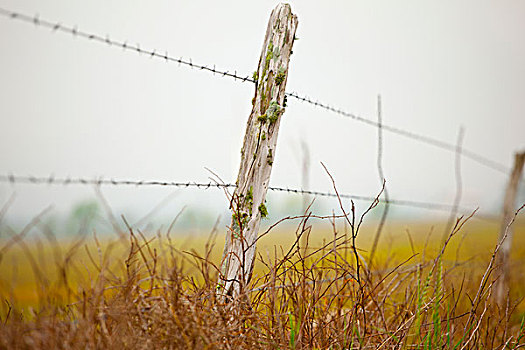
[218,3,298,300]
[495,151,525,304]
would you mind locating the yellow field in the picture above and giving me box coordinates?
[1,218,524,310]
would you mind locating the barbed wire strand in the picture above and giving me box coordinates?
[0,8,255,83]
[284,92,509,174]
[0,7,512,177]
[0,174,487,215]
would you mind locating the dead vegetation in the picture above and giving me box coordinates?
[0,199,524,349]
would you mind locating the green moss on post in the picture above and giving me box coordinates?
[258,114,268,123]
[258,203,268,218]
[267,148,273,165]
[275,67,286,85]
[267,101,282,124]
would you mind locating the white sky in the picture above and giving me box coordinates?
[0,1,524,226]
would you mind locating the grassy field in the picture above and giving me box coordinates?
[0,214,524,349]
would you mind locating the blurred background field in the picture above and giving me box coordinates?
[2,217,524,311]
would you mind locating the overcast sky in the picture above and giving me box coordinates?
[0,1,524,227]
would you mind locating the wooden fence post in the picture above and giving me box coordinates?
[218,3,298,301]
[495,151,525,304]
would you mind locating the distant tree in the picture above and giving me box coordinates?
[66,200,99,235]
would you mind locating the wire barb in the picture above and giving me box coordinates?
[0,7,255,84]
[0,174,482,214]
[285,91,509,175]
[0,7,515,183]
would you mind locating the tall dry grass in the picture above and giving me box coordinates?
[0,206,524,349]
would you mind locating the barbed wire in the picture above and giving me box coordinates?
[0,7,512,177]
[0,7,255,83]
[0,174,234,190]
[284,92,509,174]
[0,174,484,215]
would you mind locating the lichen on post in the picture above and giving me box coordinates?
[218,3,298,301]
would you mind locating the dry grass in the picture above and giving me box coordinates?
[1,210,525,349]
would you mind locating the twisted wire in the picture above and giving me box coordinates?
[0,174,236,190]
[0,7,512,177]
[0,7,255,83]
[0,174,478,213]
[284,92,509,174]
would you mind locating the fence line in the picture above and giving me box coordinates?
[0,174,487,215]
[0,7,512,177]
[0,8,255,83]
[285,93,508,174]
